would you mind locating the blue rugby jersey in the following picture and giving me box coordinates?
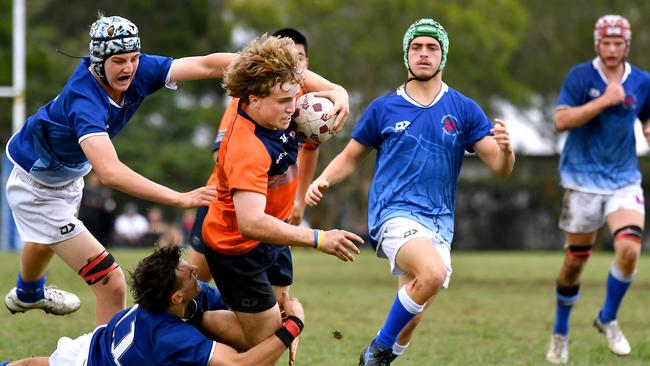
[352,83,493,248]
[6,54,173,186]
[557,59,650,193]
[87,281,226,365]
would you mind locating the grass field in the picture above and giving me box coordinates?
[0,249,649,365]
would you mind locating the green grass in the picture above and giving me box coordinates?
[1,249,649,365]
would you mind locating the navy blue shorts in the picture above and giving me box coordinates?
[189,206,209,254]
[205,243,293,313]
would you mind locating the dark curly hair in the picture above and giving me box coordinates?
[129,246,182,313]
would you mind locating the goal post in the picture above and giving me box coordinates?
[1,0,25,251]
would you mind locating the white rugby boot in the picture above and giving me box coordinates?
[5,286,81,315]
[546,334,569,364]
[593,316,631,356]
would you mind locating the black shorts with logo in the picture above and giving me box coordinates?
[205,243,293,313]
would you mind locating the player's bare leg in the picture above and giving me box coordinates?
[234,304,283,347]
[19,243,54,281]
[361,238,446,365]
[547,231,595,364]
[201,309,252,351]
[394,287,436,359]
[52,230,126,325]
[593,209,643,356]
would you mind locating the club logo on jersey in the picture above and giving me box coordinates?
[623,94,636,110]
[588,88,601,98]
[395,121,411,131]
[280,133,288,144]
[276,151,288,164]
[441,115,460,136]
[60,223,76,235]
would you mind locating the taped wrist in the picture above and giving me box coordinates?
[275,315,304,348]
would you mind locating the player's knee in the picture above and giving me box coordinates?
[414,267,446,293]
[565,244,592,266]
[618,245,640,268]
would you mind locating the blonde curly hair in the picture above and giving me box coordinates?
[223,35,304,102]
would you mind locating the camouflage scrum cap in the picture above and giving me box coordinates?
[402,18,449,70]
[89,16,141,85]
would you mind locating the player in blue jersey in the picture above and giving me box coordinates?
[306,18,515,365]
[1,246,305,366]
[545,15,650,364]
[3,14,238,325]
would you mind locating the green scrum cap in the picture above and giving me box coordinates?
[402,18,449,71]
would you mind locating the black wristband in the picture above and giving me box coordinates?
[275,316,305,348]
[275,327,294,348]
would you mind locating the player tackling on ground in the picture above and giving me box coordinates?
[545,14,650,364]
[1,246,305,365]
[306,18,515,365]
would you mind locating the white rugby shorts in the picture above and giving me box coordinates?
[49,327,103,366]
[6,167,85,244]
[376,217,452,288]
[559,184,645,233]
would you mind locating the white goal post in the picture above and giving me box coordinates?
[1,0,25,251]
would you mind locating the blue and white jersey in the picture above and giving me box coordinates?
[352,83,493,248]
[557,58,650,193]
[6,54,174,186]
[87,281,227,366]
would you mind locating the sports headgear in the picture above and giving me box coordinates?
[89,16,141,86]
[594,15,631,47]
[402,18,449,71]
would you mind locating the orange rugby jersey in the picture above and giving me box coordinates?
[202,101,300,255]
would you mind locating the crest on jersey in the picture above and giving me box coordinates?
[623,94,636,110]
[441,115,460,136]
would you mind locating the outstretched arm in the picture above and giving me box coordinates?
[305,139,372,206]
[473,119,515,177]
[555,82,625,131]
[169,53,237,82]
[81,135,215,208]
[233,190,362,261]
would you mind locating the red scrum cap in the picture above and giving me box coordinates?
[594,15,631,47]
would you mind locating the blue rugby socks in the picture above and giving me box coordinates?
[374,286,423,349]
[599,263,634,323]
[553,284,580,336]
[16,273,46,303]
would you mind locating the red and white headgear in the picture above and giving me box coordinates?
[594,15,631,48]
